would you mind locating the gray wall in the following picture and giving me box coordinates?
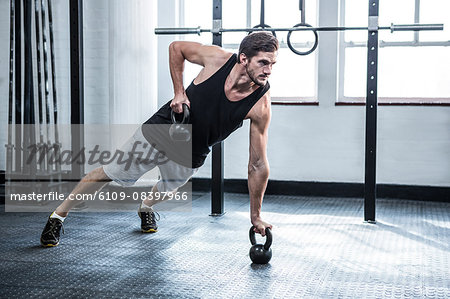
[1,0,449,187]
[84,0,157,125]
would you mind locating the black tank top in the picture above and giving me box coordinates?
[142,54,270,168]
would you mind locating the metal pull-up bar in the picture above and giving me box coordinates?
[155,23,443,35]
[155,22,443,57]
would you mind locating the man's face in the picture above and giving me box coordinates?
[244,51,277,86]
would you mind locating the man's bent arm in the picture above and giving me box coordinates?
[247,95,272,236]
[168,41,192,98]
[168,41,229,112]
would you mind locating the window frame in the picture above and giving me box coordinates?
[337,0,450,106]
[178,0,449,107]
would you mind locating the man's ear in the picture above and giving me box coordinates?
[239,53,248,65]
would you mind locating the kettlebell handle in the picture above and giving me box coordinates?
[249,226,272,250]
[171,103,190,124]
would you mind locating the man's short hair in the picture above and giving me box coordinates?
[238,32,279,63]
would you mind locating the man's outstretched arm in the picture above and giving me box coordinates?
[248,93,272,236]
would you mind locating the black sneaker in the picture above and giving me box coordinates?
[138,206,160,233]
[40,217,64,247]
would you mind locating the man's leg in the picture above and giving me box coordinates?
[40,167,112,247]
[142,185,174,208]
[137,184,165,233]
[137,159,199,233]
[54,167,112,217]
[137,184,184,233]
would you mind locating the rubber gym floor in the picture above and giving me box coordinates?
[0,192,449,298]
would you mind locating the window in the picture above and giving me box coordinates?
[339,0,450,105]
[180,0,212,85]
[182,0,318,104]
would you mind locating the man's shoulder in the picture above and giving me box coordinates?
[246,91,271,122]
[203,48,234,68]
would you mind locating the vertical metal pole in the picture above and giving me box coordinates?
[338,0,346,101]
[7,0,16,175]
[40,0,50,127]
[414,0,420,43]
[260,0,265,25]
[211,0,224,216]
[364,0,379,223]
[246,0,251,28]
[40,0,51,175]
[14,0,22,173]
[47,0,58,128]
[69,0,84,179]
[299,0,306,24]
[23,0,37,176]
[34,0,46,173]
[47,0,62,181]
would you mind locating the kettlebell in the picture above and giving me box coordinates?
[169,104,191,142]
[249,226,272,264]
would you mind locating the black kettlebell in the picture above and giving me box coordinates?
[249,226,272,264]
[169,104,191,142]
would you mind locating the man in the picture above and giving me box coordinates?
[40,32,278,247]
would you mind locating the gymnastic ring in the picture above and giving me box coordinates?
[249,24,277,37]
[287,23,319,56]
